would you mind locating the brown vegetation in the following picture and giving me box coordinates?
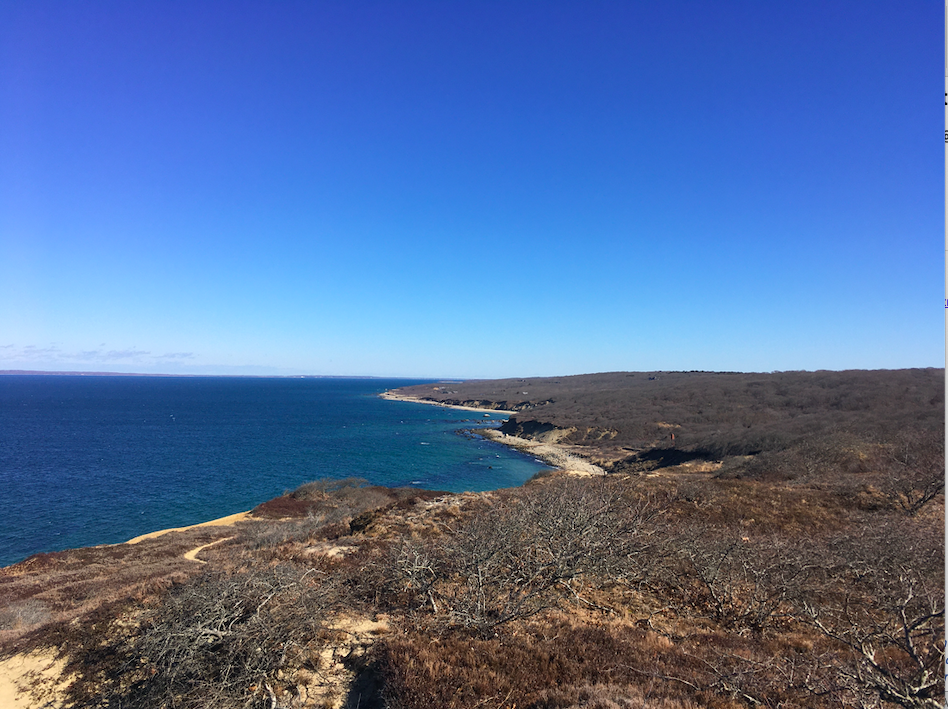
[397,368,943,462]
[1,369,943,708]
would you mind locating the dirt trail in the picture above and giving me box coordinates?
[307,616,389,708]
[183,536,233,564]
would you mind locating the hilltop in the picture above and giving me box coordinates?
[393,368,943,471]
[1,369,943,708]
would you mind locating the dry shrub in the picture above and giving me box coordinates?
[251,494,319,518]
[0,599,52,631]
[653,528,817,634]
[291,478,398,516]
[0,529,231,653]
[374,620,806,709]
[65,563,337,709]
[534,683,699,709]
[239,515,353,555]
[655,476,851,535]
[794,515,945,708]
[875,429,945,516]
[368,477,665,634]
[290,477,368,501]
[255,479,445,536]
[254,478,381,520]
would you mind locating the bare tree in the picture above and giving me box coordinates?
[796,519,944,708]
[87,565,336,709]
[390,478,665,634]
[877,429,945,516]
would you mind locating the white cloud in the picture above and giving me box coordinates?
[0,345,193,370]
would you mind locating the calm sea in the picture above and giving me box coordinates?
[0,376,547,568]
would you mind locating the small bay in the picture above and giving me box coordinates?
[0,375,547,567]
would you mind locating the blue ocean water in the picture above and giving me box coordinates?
[0,376,547,568]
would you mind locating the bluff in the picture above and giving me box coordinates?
[393,369,944,472]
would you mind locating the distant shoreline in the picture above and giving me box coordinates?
[379,390,516,415]
[0,370,391,379]
[130,394,539,547]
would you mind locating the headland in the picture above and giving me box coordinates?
[1,368,942,708]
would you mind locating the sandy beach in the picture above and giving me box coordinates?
[381,390,604,476]
[478,428,605,476]
[379,390,515,414]
[124,511,251,544]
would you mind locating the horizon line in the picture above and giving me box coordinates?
[0,366,942,380]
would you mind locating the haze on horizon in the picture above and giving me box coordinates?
[0,1,941,379]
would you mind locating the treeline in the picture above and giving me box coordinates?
[395,370,945,506]
[394,369,943,456]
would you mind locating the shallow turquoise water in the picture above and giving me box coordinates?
[0,376,548,567]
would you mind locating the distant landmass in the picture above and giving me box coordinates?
[391,368,943,473]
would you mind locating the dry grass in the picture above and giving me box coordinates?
[0,526,243,651]
[1,444,942,709]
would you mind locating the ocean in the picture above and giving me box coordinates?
[0,375,548,568]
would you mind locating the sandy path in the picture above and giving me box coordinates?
[0,526,243,706]
[0,651,69,708]
[125,511,250,544]
[183,536,233,564]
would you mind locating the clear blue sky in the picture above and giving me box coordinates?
[0,1,942,378]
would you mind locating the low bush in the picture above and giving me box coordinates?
[66,564,338,709]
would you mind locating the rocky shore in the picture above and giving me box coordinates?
[380,390,605,475]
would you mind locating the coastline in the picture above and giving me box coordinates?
[124,511,251,544]
[378,390,515,415]
[69,393,588,555]
[380,389,604,476]
[128,392,592,551]
[14,394,529,563]
[478,428,605,476]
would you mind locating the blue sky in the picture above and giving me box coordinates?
[0,1,942,378]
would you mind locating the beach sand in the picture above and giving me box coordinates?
[379,391,515,414]
[0,651,69,709]
[478,428,605,476]
[125,511,251,544]
[380,390,604,476]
